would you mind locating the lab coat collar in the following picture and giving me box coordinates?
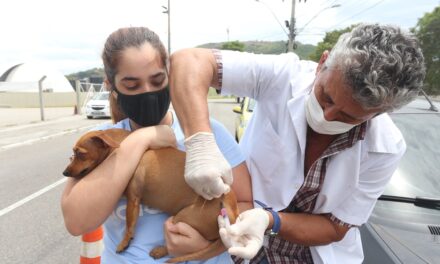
[287,80,313,155]
[364,113,402,154]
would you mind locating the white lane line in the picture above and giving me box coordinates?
[0,123,102,152]
[0,178,67,217]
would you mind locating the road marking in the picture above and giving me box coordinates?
[0,178,67,217]
[0,123,104,152]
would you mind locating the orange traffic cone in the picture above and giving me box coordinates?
[80,226,104,264]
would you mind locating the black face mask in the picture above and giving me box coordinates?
[114,85,170,127]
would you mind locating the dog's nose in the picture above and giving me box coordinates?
[63,170,70,177]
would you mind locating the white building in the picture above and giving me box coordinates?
[0,62,74,92]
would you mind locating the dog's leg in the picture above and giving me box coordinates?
[149,245,168,259]
[116,196,140,253]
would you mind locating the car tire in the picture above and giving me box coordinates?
[87,116,93,119]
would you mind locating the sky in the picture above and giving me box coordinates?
[0,0,438,75]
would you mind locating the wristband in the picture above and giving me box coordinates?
[254,200,281,236]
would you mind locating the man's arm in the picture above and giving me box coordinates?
[277,212,349,246]
[169,48,233,200]
[169,48,219,137]
[220,209,349,259]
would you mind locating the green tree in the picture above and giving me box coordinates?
[66,67,104,81]
[308,25,357,62]
[413,7,440,95]
[221,41,245,51]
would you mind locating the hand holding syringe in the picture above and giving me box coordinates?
[219,204,250,264]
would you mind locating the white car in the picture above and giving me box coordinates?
[85,91,111,119]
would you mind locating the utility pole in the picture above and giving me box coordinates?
[75,80,82,115]
[287,0,296,52]
[38,76,47,121]
[162,0,171,54]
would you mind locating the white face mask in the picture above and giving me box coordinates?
[305,90,356,135]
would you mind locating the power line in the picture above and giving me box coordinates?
[328,0,387,29]
[255,0,289,37]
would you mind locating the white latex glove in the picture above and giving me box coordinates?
[218,208,269,259]
[184,132,233,200]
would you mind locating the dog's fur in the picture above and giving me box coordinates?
[63,128,239,263]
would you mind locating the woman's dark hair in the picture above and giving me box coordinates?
[101,27,168,123]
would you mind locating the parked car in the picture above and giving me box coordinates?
[361,98,440,263]
[85,91,111,119]
[232,97,256,142]
[233,97,440,263]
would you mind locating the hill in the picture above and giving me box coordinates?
[66,67,105,84]
[198,40,316,60]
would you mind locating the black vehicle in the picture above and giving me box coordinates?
[361,97,440,264]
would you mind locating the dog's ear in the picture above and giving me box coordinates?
[91,133,120,149]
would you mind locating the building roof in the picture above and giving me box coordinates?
[0,62,74,92]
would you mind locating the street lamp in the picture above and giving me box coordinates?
[297,4,341,34]
[162,0,171,55]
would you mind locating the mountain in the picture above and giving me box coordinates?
[198,40,316,60]
[66,67,105,84]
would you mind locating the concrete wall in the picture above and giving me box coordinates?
[0,92,88,108]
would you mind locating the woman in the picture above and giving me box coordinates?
[61,27,252,263]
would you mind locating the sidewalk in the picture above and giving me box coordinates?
[0,107,109,150]
[0,107,79,128]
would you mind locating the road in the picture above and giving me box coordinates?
[0,99,239,264]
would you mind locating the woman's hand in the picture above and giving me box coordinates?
[164,216,211,256]
[130,125,177,150]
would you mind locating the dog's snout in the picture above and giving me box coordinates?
[63,170,70,177]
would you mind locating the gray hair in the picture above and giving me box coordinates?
[325,23,426,111]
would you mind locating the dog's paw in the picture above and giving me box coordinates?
[116,241,129,253]
[149,246,168,259]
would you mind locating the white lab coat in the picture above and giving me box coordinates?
[220,50,406,264]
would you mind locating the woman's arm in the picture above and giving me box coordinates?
[61,125,176,236]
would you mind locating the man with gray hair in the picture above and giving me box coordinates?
[168,23,425,263]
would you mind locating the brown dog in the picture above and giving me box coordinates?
[63,128,239,263]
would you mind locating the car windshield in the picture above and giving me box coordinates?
[385,113,440,199]
[92,92,109,100]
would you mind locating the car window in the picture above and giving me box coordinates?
[92,92,109,100]
[248,98,256,112]
[385,113,440,198]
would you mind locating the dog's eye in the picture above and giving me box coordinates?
[74,152,87,160]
